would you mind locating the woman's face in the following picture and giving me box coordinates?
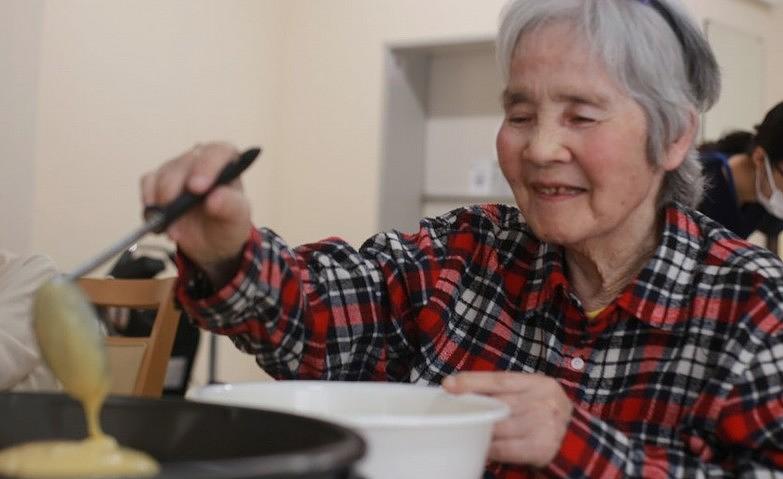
[497,23,677,249]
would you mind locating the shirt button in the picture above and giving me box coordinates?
[570,357,585,371]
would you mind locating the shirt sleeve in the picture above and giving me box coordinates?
[544,338,783,478]
[176,215,459,381]
[0,252,59,391]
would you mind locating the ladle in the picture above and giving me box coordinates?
[32,147,260,409]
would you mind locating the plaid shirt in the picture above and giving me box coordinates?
[178,203,783,478]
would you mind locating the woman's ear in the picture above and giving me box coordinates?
[662,110,698,171]
[750,146,766,169]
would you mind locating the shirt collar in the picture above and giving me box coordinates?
[615,203,703,329]
[523,203,704,330]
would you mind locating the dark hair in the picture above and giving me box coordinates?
[754,101,783,165]
[698,130,754,156]
[716,130,754,156]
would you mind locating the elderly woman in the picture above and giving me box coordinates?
[142,0,783,476]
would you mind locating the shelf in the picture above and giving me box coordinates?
[380,39,504,233]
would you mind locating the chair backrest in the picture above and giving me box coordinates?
[77,277,179,398]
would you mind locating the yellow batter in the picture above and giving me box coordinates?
[0,279,160,478]
[0,436,159,478]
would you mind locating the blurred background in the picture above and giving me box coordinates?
[2,0,781,387]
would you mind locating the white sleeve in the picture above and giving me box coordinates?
[0,251,60,391]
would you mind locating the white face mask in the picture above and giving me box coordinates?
[755,154,783,219]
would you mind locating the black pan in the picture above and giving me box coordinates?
[0,392,365,479]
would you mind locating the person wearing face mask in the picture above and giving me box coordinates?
[698,101,783,243]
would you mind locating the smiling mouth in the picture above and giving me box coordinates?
[532,185,586,196]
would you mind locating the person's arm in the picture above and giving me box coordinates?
[445,328,783,477]
[176,213,462,381]
[138,142,470,380]
[0,252,59,391]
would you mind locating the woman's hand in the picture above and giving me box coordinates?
[442,371,573,468]
[140,142,253,285]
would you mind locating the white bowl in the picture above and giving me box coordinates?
[187,381,509,479]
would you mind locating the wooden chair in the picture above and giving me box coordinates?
[77,277,180,397]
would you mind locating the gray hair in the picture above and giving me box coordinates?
[497,0,721,208]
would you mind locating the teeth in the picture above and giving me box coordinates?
[539,186,581,195]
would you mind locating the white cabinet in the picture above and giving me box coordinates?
[379,39,512,233]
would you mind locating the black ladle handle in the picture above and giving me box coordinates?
[66,146,261,280]
[144,147,261,234]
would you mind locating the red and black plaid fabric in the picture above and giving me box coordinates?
[177,203,783,477]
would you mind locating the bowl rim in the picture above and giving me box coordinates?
[188,380,510,429]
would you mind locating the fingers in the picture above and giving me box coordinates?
[491,396,570,439]
[138,142,253,275]
[484,407,570,467]
[442,370,550,395]
[140,171,157,208]
[185,142,241,194]
[140,142,241,208]
[442,371,573,468]
[489,437,559,467]
[202,184,249,219]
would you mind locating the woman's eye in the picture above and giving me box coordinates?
[571,115,596,124]
[508,116,532,125]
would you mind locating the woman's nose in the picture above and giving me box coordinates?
[524,123,570,166]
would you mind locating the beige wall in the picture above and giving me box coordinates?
[271,0,506,246]
[686,0,783,113]
[0,0,44,254]
[31,0,283,270]
[769,5,783,108]
[3,0,781,385]
[27,0,286,384]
